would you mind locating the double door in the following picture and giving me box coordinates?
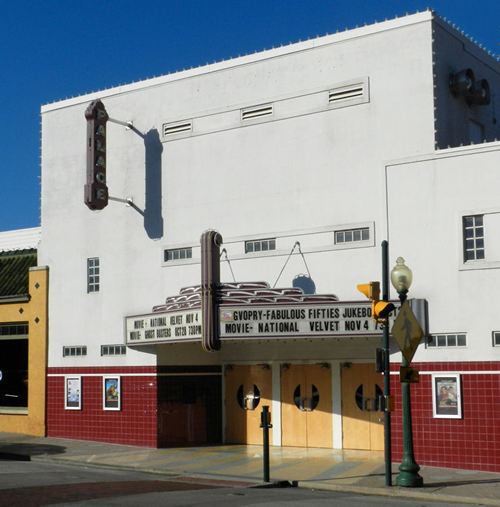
[225,364,272,445]
[341,363,384,451]
[281,364,332,448]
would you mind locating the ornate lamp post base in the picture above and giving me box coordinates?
[395,366,424,487]
[396,463,424,487]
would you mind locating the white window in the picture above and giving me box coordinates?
[427,334,467,348]
[334,227,369,244]
[493,332,500,347]
[63,346,87,357]
[463,215,484,261]
[164,247,192,262]
[101,344,126,356]
[87,257,100,293]
[245,238,276,254]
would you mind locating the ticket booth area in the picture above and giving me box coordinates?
[157,372,222,447]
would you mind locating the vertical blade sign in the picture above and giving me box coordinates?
[84,100,109,210]
[201,230,223,352]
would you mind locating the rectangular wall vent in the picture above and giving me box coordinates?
[163,121,192,137]
[241,104,273,121]
[329,85,364,104]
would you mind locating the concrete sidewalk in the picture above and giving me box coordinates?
[0,433,499,506]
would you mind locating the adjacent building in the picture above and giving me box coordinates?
[39,11,500,471]
[0,227,48,436]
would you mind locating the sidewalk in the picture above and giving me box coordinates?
[0,433,499,506]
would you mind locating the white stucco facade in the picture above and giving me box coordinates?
[40,12,438,365]
[38,11,500,469]
[387,142,500,363]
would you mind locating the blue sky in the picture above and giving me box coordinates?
[0,0,498,232]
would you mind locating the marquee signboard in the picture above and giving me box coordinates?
[125,302,397,345]
[219,303,386,339]
[126,309,202,344]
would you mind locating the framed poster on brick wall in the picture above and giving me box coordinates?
[432,373,462,419]
[103,376,121,411]
[65,376,81,410]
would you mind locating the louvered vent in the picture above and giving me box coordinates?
[163,121,192,137]
[329,84,364,104]
[241,104,273,121]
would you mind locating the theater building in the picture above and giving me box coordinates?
[39,11,500,471]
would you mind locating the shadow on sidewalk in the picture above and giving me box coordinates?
[0,443,66,461]
[423,478,500,489]
[303,472,386,482]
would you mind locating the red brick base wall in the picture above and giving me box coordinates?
[390,362,500,472]
[47,367,158,447]
[47,362,500,471]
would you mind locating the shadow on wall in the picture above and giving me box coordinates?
[292,274,316,295]
[143,128,163,239]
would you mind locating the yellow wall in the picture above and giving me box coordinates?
[0,266,48,436]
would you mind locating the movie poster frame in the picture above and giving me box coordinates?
[65,375,82,410]
[432,373,462,419]
[103,376,121,411]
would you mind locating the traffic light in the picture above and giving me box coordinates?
[357,281,395,323]
[84,100,109,210]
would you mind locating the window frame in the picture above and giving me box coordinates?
[0,323,28,339]
[426,333,467,349]
[492,331,500,347]
[459,209,500,271]
[87,257,100,293]
[163,247,193,263]
[245,238,276,255]
[101,344,127,356]
[334,227,370,245]
[462,215,485,263]
[62,346,87,357]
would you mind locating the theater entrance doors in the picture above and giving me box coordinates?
[341,363,384,451]
[281,364,332,448]
[224,364,272,445]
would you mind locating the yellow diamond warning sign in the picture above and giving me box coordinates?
[391,301,423,364]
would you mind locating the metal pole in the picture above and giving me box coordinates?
[395,292,423,487]
[261,405,272,482]
[381,240,392,487]
[108,117,134,129]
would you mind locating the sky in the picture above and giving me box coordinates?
[0,0,498,233]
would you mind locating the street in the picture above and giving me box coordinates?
[0,459,487,507]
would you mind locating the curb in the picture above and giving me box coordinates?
[30,455,260,488]
[299,481,500,507]
[30,455,182,478]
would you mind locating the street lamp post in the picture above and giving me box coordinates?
[390,257,424,488]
